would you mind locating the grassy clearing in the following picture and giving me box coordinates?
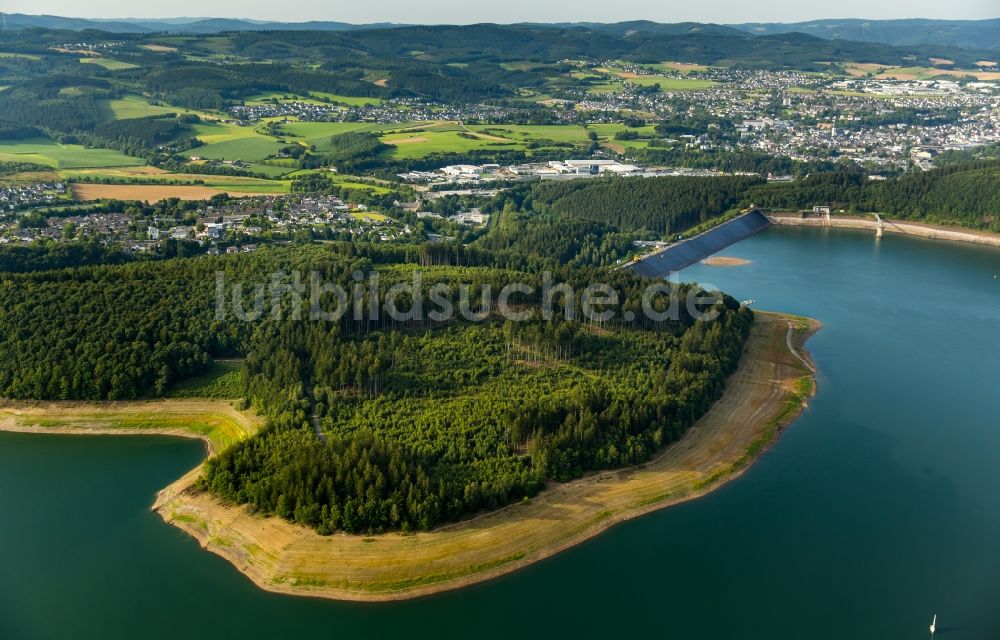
[167,361,245,399]
[105,96,179,119]
[0,138,145,169]
[331,176,394,194]
[160,312,820,601]
[104,96,224,121]
[81,57,139,71]
[0,52,41,60]
[351,211,389,221]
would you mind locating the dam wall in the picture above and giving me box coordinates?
[626,209,771,278]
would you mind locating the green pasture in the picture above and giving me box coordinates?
[0,138,146,169]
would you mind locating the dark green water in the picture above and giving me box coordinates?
[2,226,999,640]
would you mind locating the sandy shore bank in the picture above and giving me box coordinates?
[150,311,819,602]
[703,256,751,267]
[0,399,260,455]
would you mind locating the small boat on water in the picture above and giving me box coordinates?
[930,613,937,638]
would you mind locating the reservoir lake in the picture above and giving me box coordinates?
[2,225,999,639]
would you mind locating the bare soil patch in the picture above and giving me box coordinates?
[72,184,264,202]
[703,256,751,267]
[386,136,429,145]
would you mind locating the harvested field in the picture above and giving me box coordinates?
[386,136,429,144]
[71,183,271,202]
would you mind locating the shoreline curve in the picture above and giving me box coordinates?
[155,311,821,602]
[0,312,820,602]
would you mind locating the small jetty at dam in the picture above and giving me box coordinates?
[623,209,771,278]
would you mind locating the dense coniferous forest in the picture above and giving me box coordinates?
[483,163,1000,262]
[530,176,765,234]
[0,235,753,533]
[202,260,753,533]
[745,161,1000,230]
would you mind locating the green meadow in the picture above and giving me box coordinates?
[279,121,402,151]
[0,138,146,169]
[80,57,139,71]
[191,122,284,162]
[381,129,519,159]
[0,52,42,60]
[105,96,222,120]
[469,124,591,144]
[308,92,383,106]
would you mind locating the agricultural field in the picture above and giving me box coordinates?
[331,176,394,194]
[381,129,519,159]
[246,163,299,178]
[70,183,284,202]
[649,61,711,73]
[299,91,383,106]
[139,44,179,53]
[602,72,716,91]
[62,167,290,191]
[191,122,285,162]
[0,138,146,169]
[279,121,404,151]
[0,52,41,60]
[843,61,1000,81]
[653,77,717,90]
[104,96,223,120]
[244,91,328,106]
[469,124,590,144]
[80,57,139,71]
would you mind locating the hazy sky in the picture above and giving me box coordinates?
[5,0,999,24]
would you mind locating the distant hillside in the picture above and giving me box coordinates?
[0,21,991,71]
[4,14,998,52]
[729,19,1000,51]
[3,13,156,33]
[1,13,400,34]
[225,25,990,69]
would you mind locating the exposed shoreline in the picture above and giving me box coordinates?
[0,313,819,602]
[154,311,820,602]
[703,256,752,267]
[0,399,262,456]
[767,213,1000,247]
